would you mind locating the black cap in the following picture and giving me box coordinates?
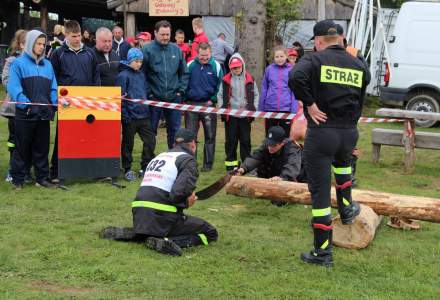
[265,126,286,146]
[310,20,338,40]
[175,128,195,143]
[335,24,344,35]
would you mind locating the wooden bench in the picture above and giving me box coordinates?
[371,109,440,172]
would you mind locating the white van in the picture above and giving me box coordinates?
[379,1,440,127]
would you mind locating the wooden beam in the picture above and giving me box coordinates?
[225,176,440,223]
[376,108,440,121]
[40,1,49,33]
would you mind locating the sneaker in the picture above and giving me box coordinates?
[339,201,361,225]
[100,227,135,240]
[5,171,12,182]
[35,180,57,188]
[24,173,34,184]
[300,248,333,267]
[145,237,182,256]
[201,165,212,172]
[12,182,23,190]
[124,170,137,182]
[271,200,288,207]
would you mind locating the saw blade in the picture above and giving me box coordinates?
[195,172,233,200]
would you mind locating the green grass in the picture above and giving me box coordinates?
[1,88,440,299]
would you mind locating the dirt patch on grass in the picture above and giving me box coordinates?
[29,280,94,297]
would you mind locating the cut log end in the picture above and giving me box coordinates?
[333,204,382,249]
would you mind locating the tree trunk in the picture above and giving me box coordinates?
[333,204,382,249]
[225,176,440,223]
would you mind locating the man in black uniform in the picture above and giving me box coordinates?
[289,20,371,267]
[236,126,305,206]
[101,128,218,256]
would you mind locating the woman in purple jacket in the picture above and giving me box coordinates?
[259,46,298,135]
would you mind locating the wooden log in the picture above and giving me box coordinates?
[333,204,382,249]
[225,176,440,223]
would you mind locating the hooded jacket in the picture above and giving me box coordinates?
[142,39,189,102]
[50,41,100,86]
[116,63,150,123]
[186,57,223,103]
[7,30,57,121]
[259,62,298,113]
[112,38,131,61]
[217,53,259,112]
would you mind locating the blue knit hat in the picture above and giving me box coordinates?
[126,47,143,64]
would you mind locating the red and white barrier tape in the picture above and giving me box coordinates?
[1,97,405,123]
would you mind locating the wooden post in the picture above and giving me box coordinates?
[402,118,416,173]
[225,176,440,223]
[317,0,326,21]
[40,1,48,33]
[371,143,381,163]
[126,13,136,37]
[239,0,267,86]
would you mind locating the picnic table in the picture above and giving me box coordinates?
[372,108,440,172]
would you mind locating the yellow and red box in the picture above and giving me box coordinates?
[58,86,121,180]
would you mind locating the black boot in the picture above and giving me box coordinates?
[100,227,136,241]
[339,201,361,225]
[300,248,333,267]
[145,237,182,256]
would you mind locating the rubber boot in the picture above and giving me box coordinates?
[100,227,136,241]
[145,237,182,256]
[300,248,333,267]
[339,201,361,225]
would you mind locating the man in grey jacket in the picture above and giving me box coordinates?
[211,33,234,72]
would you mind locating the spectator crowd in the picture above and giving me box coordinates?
[2,18,307,190]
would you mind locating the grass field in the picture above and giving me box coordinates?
[1,88,440,299]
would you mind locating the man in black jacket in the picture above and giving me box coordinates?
[94,27,120,86]
[236,126,304,206]
[49,20,101,182]
[289,20,371,267]
[101,128,218,256]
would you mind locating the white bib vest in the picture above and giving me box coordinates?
[141,152,187,192]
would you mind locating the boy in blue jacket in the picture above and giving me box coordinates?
[116,48,155,181]
[7,29,58,189]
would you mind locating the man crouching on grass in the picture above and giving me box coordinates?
[101,128,218,256]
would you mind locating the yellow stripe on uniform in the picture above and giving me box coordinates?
[320,65,363,88]
[198,233,209,245]
[320,239,329,249]
[312,207,331,217]
[332,166,352,175]
[225,161,239,167]
[132,201,177,213]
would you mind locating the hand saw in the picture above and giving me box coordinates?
[195,170,238,200]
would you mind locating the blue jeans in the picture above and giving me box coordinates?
[151,106,182,149]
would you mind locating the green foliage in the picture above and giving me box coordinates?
[1,86,440,298]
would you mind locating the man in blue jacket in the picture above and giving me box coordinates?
[185,42,223,172]
[49,20,100,182]
[142,20,190,149]
[7,29,58,190]
[112,26,131,61]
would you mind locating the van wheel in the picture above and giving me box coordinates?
[405,92,440,127]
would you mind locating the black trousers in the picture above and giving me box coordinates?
[50,124,58,179]
[304,127,358,251]
[185,110,217,168]
[121,118,156,172]
[11,119,50,184]
[265,116,291,137]
[113,214,218,248]
[224,117,251,170]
